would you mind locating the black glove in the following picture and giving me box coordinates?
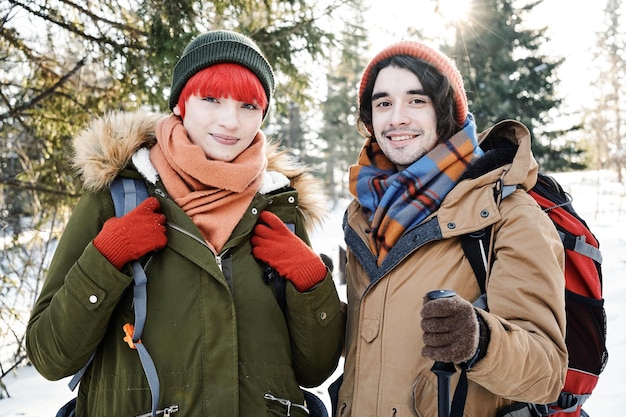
[421,294,489,365]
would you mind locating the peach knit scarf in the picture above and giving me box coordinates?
[150,115,266,253]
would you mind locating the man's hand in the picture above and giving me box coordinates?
[421,294,480,364]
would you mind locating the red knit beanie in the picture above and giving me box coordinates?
[358,41,468,126]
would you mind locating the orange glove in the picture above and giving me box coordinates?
[251,211,326,292]
[94,197,167,270]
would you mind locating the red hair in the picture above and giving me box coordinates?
[176,63,268,119]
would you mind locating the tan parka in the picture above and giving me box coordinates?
[336,120,567,417]
[25,111,343,417]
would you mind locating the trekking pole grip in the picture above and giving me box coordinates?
[427,289,457,417]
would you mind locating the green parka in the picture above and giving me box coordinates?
[26,111,343,417]
[336,120,568,417]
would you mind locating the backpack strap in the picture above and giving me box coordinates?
[530,175,603,265]
[461,178,517,311]
[459,227,492,311]
[123,264,160,417]
[110,177,150,217]
[263,265,287,312]
[69,177,161,417]
[112,177,160,417]
[449,181,510,417]
[559,231,603,264]
[67,354,93,391]
[262,220,295,313]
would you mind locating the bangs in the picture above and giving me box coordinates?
[177,63,268,118]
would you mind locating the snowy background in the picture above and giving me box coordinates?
[0,169,623,416]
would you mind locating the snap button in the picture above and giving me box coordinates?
[320,312,327,320]
[251,208,258,215]
[288,196,295,204]
[89,295,98,304]
[447,222,456,229]
[480,210,489,218]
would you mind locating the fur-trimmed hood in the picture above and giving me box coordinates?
[72,110,327,231]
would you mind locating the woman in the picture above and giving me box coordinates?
[26,30,342,417]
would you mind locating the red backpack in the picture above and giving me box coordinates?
[461,173,608,416]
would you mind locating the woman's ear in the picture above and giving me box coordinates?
[173,104,182,117]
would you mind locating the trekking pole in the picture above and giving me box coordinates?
[427,289,457,417]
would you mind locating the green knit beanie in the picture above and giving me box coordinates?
[169,30,275,115]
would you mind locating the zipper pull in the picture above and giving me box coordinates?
[135,405,179,417]
[215,248,230,272]
[163,405,179,416]
[154,188,168,199]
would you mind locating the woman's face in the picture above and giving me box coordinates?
[174,94,263,161]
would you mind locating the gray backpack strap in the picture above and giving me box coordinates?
[559,231,603,264]
[110,177,150,217]
[68,353,93,391]
[126,261,160,417]
[70,177,160,417]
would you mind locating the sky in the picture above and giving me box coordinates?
[0,169,624,416]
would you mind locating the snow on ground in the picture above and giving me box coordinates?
[0,170,624,416]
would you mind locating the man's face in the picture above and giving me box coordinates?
[371,66,439,171]
[174,94,263,162]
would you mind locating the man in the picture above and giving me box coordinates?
[335,41,567,417]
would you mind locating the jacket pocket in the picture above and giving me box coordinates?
[412,372,438,417]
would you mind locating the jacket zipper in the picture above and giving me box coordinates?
[215,248,231,273]
[156,188,227,272]
[136,405,179,417]
[168,223,209,248]
[263,393,309,416]
[215,254,222,270]
[168,223,230,273]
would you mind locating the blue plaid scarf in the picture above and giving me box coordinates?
[349,114,483,264]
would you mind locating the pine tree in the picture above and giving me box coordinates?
[443,0,579,169]
[585,0,626,182]
[319,8,370,203]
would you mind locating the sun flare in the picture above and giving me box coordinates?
[437,0,472,23]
